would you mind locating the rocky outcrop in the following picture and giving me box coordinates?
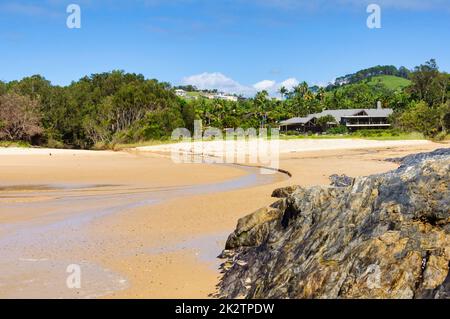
[329,174,355,188]
[218,149,450,299]
[271,186,302,198]
[386,148,450,168]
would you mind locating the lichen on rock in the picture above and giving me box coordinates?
[218,149,450,299]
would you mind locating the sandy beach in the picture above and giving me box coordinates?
[0,139,446,298]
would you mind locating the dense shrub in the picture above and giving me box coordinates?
[327,125,348,134]
[397,101,447,138]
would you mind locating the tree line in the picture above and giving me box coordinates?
[0,60,449,149]
[0,71,189,148]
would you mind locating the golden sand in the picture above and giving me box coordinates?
[0,141,445,298]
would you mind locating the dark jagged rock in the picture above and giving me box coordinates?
[416,269,450,299]
[271,186,302,198]
[218,150,450,299]
[386,148,450,168]
[329,174,355,188]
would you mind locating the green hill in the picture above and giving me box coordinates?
[366,75,411,91]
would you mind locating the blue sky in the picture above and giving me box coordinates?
[0,0,449,96]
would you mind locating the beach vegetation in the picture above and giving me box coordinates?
[0,60,448,149]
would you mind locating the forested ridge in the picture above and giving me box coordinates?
[0,59,449,149]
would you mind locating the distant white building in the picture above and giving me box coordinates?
[214,93,238,102]
[176,90,238,101]
[199,92,238,101]
[175,89,187,97]
[203,93,216,100]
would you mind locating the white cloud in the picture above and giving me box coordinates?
[341,0,450,11]
[182,72,251,95]
[253,80,276,91]
[254,0,450,11]
[253,78,300,95]
[182,72,301,97]
[0,2,62,18]
[279,78,299,91]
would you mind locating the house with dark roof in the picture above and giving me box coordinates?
[279,104,393,133]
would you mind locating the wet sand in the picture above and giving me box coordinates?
[0,149,283,298]
[0,141,445,298]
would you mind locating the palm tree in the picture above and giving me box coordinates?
[294,81,309,98]
[279,86,288,100]
[317,87,326,103]
[254,91,269,128]
[291,82,311,117]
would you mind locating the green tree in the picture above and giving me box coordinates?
[408,59,444,106]
[0,93,43,141]
[316,115,337,131]
[398,101,442,137]
[254,91,270,127]
[279,86,288,100]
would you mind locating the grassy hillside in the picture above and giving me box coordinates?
[366,75,411,91]
[186,91,202,98]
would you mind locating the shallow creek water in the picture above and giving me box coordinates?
[0,164,287,298]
